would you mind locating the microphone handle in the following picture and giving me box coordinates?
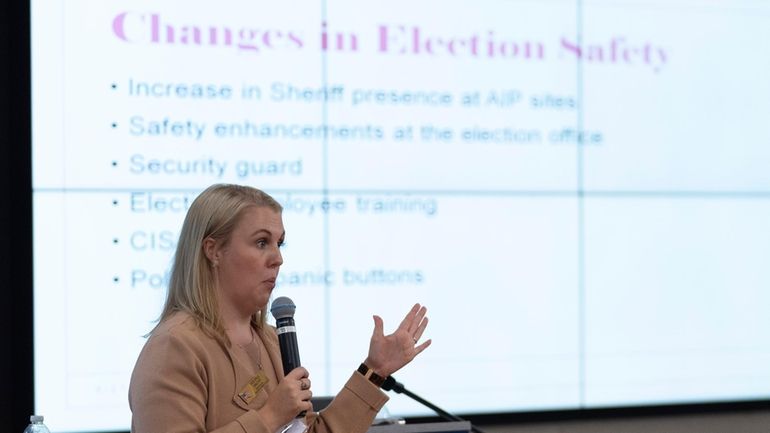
[275,317,301,374]
[275,316,306,418]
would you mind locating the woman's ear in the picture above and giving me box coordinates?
[202,237,220,267]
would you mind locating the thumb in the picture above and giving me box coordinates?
[372,315,384,338]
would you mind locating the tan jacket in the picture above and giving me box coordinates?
[129,312,388,433]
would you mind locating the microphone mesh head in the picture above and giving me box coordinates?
[270,296,296,319]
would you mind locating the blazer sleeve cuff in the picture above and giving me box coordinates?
[344,371,389,411]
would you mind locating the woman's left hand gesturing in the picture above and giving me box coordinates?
[364,303,432,378]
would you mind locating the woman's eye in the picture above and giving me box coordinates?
[278,240,286,248]
[256,239,267,248]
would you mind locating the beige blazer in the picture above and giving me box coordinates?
[129,312,388,433]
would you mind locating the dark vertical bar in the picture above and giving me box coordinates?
[0,1,34,431]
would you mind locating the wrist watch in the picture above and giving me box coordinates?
[357,362,386,387]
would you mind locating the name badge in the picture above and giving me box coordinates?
[238,371,269,404]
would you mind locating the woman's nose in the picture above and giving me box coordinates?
[271,246,284,268]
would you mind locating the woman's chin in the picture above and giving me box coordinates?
[255,297,271,312]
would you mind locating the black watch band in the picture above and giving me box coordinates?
[357,363,386,387]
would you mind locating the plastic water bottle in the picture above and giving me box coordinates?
[23,415,51,433]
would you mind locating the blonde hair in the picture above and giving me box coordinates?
[153,184,283,341]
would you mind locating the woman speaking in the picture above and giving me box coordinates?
[129,184,431,433]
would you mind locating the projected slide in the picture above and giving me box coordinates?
[32,1,770,431]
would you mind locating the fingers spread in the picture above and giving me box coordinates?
[414,339,432,356]
[408,306,428,334]
[413,316,429,342]
[397,303,421,332]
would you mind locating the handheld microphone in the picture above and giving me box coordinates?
[270,296,301,375]
[271,296,308,421]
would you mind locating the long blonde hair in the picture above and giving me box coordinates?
[153,184,283,340]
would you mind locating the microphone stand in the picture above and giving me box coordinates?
[382,376,488,433]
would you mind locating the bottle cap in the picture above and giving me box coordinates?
[30,415,44,423]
